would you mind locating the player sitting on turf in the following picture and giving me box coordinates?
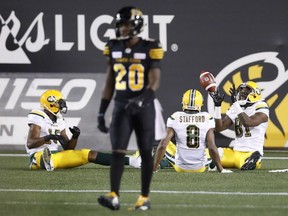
[153,89,232,173]
[209,81,269,170]
[25,89,140,171]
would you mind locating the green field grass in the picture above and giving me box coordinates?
[1,150,288,216]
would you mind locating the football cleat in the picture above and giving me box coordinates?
[98,192,120,210]
[129,151,142,168]
[42,147,54,171]
[241,151,261,170]
[128,195,151,211]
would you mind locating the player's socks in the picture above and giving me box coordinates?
[93,152,131,166]
[159,157,172,169]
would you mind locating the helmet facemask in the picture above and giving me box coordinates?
[236,82,262,106]
[115,7,144,39]
[44,97,67,116]
[237,86,252,106]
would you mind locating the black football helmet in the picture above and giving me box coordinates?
[115,6,144,38]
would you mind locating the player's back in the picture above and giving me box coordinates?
[167,111,215,170]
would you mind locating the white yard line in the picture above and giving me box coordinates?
[0,189,288,196]
[0,154,288,159]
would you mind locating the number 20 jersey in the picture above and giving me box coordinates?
[167,111,215,170]
[103,38,164,103]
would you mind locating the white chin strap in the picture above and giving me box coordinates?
[238,100,247,106]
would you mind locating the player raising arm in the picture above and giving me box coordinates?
[209,81,269,170]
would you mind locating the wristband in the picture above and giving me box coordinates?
[233,102,244,115]
[214,106,222,119]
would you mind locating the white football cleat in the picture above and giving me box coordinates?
[42,147,54,171]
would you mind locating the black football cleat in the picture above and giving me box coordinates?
[241,151,261,170]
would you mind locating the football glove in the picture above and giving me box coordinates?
[209,90,225,107]
[44,134,67,146]
[229,84,237,103]
[69,126,80,139]
[125,88,155,115]
[97,114,109,133]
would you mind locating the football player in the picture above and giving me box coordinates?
[97,6,164,211]
[209,81,269,170]
[153,89,232,173]
[26,89,140,171]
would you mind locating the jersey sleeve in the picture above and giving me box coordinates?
[255,101,269,117]
[27,110,46,128]
[226,104,237,122]
[148,39,164,69]
[166,112,177,128]
[207,113,216,129]
[103,40,116,57]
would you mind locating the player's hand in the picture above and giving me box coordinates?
[209,90,225,107]
[97,115,109,133]
[229,84,237,103]
[221,169,233,173]
[69,126,80,139]
[44,134,67,146]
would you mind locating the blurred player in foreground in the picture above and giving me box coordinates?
[25,89,140,171]
[153,89,232,173]
[97,6,164,211]
[209,81,269,170]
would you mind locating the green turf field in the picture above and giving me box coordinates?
[0,150,288,216]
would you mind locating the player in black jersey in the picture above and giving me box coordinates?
[97,6,164,211]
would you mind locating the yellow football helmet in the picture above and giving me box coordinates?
[237,81,262,105]
[40,90,67,115]
[182,89,203,111]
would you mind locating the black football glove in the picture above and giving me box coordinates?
[97,114,109,133]
[209,90,225,107]
[125,89,155,115]
[44,134,67,146]
[229,84,237,103]
[69,126,80,139]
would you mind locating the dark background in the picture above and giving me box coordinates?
[1,0,288,150]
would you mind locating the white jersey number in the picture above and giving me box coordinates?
[186,125,200,149]
[235,118,252,138]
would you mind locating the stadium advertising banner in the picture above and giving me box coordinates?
[1,0,288,150]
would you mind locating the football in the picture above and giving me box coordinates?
[199,71,217,92]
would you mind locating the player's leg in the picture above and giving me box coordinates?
[51,149,90,168]
[219,148,237,168]
[109,104,132,194]
[98,102,131,210]
[160,141,175,169]
[29,149,55,170]
[131,103,155,210]
[90,151,139,167]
